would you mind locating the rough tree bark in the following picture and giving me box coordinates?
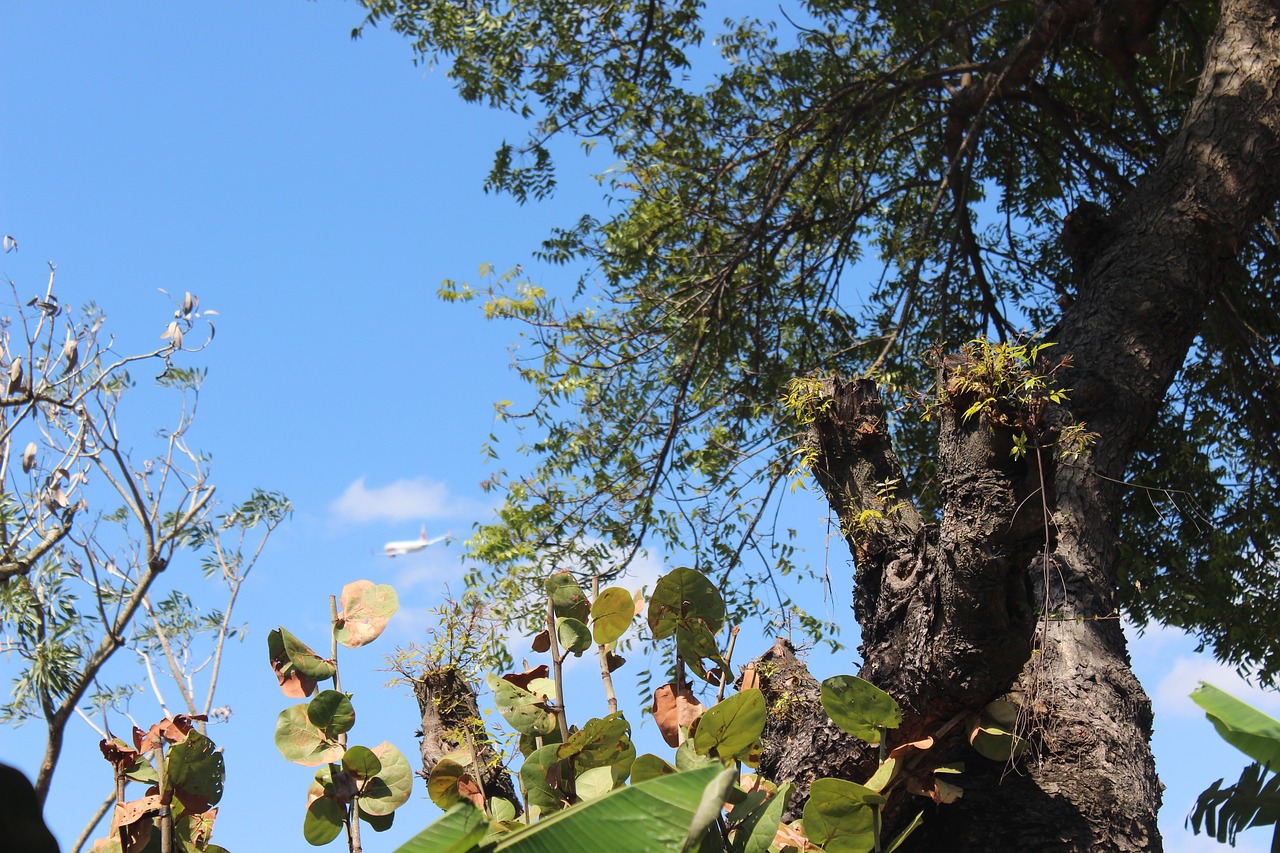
[412,665,521,811]
[756,0,1280,849]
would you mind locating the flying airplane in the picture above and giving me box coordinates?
[383,526,450,557]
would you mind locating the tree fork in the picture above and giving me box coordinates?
[759,0,1280,847]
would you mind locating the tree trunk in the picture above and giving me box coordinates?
[412,665,521,812]
[759,0,1280,848]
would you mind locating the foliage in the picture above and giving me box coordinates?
[268,579,411,849]
[0,265,290,852]
[931,337,1096,461]
[1186,683,1280,849]
[353,0,1280,683]
[393,565,1040,852]
[92,715,228,853]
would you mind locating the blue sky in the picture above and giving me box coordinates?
[1,3,1277,852]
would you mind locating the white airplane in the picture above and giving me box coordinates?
[383,526,450,557]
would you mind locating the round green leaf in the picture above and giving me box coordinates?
[485,673,557,736]
[555,616,593,656]
[519,723,562,757]
[802,777,884,853]
[358,807,395,832]
[736,780,794,853]
[359,741,414,816]
[675,618,727,681]
[545,571,591,622]
[307,690,356,739]
[490,797,517,822]
[576,765,617,800]
[303,796,344,846]
[820,675,902,744]
[969,726,1028,762]
[631,753,676,784]
[275,704,344,766]
[427,757,468,809]
[342,744,382,780]
[521,743,570,813]
[694,688,766,762]
[648,568,724,640]
[591,587,635,645]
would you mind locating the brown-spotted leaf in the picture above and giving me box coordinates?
[502,665,550,692]
[336,580,399,648]
[111,795,163,831]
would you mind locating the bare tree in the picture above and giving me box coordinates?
[0,260,289,849]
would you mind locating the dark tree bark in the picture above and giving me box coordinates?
[758,0,1280,849]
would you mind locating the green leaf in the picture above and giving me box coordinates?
[1191,682,1280,768]
[675,618,727,681]
[519,724,562,757]
[734,781,794,853]
[166,729,224,808]
[555,616,593,656]
[359,741,414,816]
[648,568,724,640]
[307,690,356,739]
[863,758,896,792]
[558,713,632,773]
[802,777,885,853]
[820,675,901,744]
[304,795,345,846]
[428,757,470,809]
[545,571,591,622]
[576,765,617,800]
[632,753,677,784]
[591,587,635,645]
[694,689,765,762]
[359,807,396,832]
[393,801,488,853]
[343,745,382,779]
[675,739,717,772]
[521,743,571,813]
[491,764,728,852]
[969,725,1028,762]
[275,704,344,766]
[277,627,336,681]
[336,580,400,648]
[683,764,737,850]
[486,673,558,736]
[884,811,925,853]
[491,798,518,822]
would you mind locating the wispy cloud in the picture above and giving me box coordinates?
[1154,656,1280,719]
[330,476,459,523]
[1128,620,1280,719]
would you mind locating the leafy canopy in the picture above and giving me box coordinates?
[356,0,1280,679]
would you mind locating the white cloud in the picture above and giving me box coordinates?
[1154,656,1280,719]
[330,476,457,523]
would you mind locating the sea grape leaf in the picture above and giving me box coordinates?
[336,580,399,648]
[820,675,902,744]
